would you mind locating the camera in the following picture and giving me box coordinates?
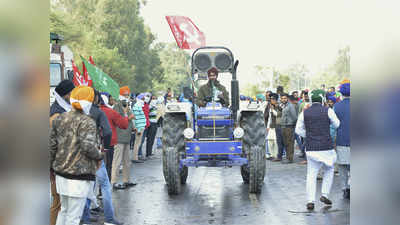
[121,100,128,107]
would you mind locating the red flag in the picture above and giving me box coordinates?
[89,56,96,66]
[71,60,84,86]
[165,16,206,49]
[82,60,92,86]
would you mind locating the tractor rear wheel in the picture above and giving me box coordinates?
[162,113,186,195]
[240,111,266,194]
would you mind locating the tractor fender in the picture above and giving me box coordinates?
[164,102,193,127]
[237,101,266,121]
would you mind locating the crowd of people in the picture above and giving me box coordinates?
[50,80,169,225]
[49,73,350,224]
[259,81,350,210]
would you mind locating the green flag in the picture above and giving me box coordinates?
[81,56,120,99]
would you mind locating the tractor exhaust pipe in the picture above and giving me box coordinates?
[231,60,239,125]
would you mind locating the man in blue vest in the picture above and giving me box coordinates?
[334,79,351,199]
[295,89,340,210]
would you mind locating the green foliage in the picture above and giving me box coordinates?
[50,0,168,94]
[252,46,350,93]
[151,43,191,95]
[242,83,263,97]
[310,46,350,89]
[277,73,291,92]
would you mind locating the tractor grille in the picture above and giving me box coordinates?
[198,125,232,140]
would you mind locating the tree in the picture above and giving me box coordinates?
[310,46,350,89]
[152,43,191,95]
[50,0,164,93]
[276,73,290,93]
[285,63,309,92]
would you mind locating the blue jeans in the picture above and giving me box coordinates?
[82,161,114,223]
[295,133,305,154]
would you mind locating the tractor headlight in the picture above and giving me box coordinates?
[233,127,244,139]
[167,104,181,111]
[183,128,195,139]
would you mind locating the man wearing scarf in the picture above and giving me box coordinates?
[50,80,75,125]
[295,89,340,210]
[49,80,75,225]
[334,79,351,199]
[50,86,104,225]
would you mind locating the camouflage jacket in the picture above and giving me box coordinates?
[49,109,103,181]
[196,80,230,107]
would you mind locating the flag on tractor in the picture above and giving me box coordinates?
[165,15,206,49]
[81,56,120,99]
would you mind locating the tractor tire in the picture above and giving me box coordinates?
[164,147,181,194]
[240,111,266,194]
[162,113,186,194]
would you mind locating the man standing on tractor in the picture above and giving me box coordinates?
[196,67,230,107]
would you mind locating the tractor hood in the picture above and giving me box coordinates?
[197,103,232,126]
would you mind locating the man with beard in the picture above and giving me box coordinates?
[196,67,229,107]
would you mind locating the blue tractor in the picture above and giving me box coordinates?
[162,47,266,195]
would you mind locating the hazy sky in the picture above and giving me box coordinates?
[141,0,351,87]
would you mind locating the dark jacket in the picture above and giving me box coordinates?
[264,102,270,126]
[304,104,334,151]
[196,80,229,107]
[49,110,104,181]
[334,98,350,146]
[114,101,133,144]
[90,105,112,148]
[267,106,278,128]
[50,100,66,117]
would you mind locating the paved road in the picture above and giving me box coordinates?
[93,147,349,225]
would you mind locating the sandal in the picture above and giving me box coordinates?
[124,182,137,187]
[113,183,126,190]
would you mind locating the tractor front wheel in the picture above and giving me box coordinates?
[162,113,186,195]
[240,111,266,194]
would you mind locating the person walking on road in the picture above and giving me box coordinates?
[295,89,340,210]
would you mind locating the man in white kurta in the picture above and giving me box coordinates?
[295,89,340,210]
